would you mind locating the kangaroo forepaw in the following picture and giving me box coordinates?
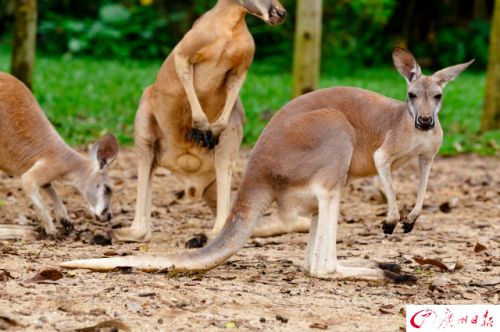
[401,214,419,233]
[382,221,396,234]
[185,233,208,249]
[402,222,415,233]
[59,218,74,235]
[188,128,219,149]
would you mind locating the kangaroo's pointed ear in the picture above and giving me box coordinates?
[392,47,422,84]
[90,134,119,169]
[432,59,475,88]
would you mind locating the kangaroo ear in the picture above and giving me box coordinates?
[90,134,119,169]
[392,47,422,84]
[432,59,475,87]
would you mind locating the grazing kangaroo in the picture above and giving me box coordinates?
[61,48,472,282]
[0,72,119,239]
[112,0,287,243]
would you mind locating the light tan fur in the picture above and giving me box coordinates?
[61,49,472,282]
[0,72,119,238]
[112,0,287,243]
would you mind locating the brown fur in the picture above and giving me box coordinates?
[112,0,287,242]
[61,49,472,282]
[0,72,119,237]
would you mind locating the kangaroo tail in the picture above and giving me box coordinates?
[0,225,38,240]
[60,183,272,272]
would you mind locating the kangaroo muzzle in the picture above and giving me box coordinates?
[415,115,435,131]
[95,207,113,222]
[268,5,287,25]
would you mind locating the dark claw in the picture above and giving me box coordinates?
[188,128,219,149]
[382,222,396,234]
[60,218,74,235]
[378,262,402,274]
[185,233,208,249]
[402,222,415,233]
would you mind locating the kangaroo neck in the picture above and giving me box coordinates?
[212,1,248,31]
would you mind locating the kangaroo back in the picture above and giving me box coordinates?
[0,72,67,176]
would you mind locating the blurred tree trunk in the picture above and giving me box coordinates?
[11,0,37,91]
[292,0,323,97]
[481,0,500,131]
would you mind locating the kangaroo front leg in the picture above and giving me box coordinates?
[374,150,400,234]
[402,155,434,233]
[43,184,73,234]
[210,70,248,137]
[113,150,154,242]
[174,53,215,149]
[21,164,56,235]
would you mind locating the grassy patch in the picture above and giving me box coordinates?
[0,46,497,155]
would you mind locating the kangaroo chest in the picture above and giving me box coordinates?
[193,38,252,96]
[385,126,443,170]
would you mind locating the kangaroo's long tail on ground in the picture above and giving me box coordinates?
[0,225,38,240]
[60,183,272,272]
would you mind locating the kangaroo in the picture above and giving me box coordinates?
[61,48,472,282]
[0,72,119,239]
[111,0,288,244]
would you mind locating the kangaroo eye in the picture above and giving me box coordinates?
[408,92,417,100]
[434,94,442,100]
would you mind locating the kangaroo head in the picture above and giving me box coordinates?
[235,0,286,25]
[81,134,119,222]
[392,47,474,132]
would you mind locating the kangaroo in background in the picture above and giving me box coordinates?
[61,48,473,282]
[0,72,119,239]
[111,0,289,244]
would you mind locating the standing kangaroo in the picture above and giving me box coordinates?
[112,0,287,243]
[0,72,119,239]
[62,48,473,282]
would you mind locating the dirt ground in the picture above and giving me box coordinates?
[0,149,498,332]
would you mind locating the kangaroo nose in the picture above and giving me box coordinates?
[96,208,113,222]
[276,9,287,19]
[418,116,433,124]
[104,209,113,221]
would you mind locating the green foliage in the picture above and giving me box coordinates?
[1,0,492,68]
[431,20,491,68]
[38,3,172,59]
[0,46,496,155]
[323,0,397,65]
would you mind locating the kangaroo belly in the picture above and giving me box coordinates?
[158,145,215,199]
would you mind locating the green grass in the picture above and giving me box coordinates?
[0,46,498,155]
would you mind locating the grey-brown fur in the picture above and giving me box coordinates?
[0,72,119,238]
[61,48,472,283]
